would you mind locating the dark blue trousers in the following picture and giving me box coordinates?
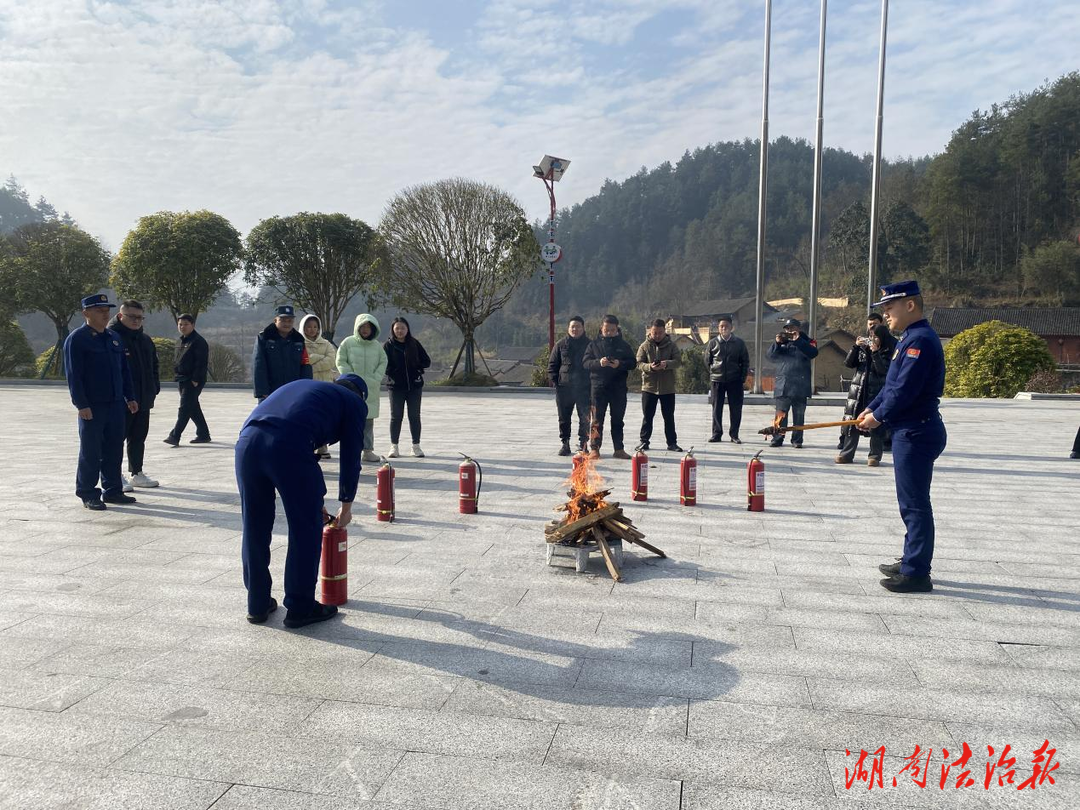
[76,401,126,500]
[235,425,326,616]
[772,396,807,445]
[893,417,947,578]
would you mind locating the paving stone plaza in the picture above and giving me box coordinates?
[0,383,1078,809]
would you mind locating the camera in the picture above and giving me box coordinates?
[776,332,790,344]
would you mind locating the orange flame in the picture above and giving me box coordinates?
[773,411,786,430]
[562,452,608,522]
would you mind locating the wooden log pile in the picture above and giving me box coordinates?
[544,494,665,582]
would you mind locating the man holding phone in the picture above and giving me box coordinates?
[636,318,683,452]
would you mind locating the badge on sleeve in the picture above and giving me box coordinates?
[906,347,921,358]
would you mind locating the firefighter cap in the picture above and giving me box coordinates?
[872,280,921,307]
[334,373,368,401]
[81,293,116,309]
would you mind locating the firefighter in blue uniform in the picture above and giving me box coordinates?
[857,281,947,593]
[64,294,139,510]
[236,374,368,628]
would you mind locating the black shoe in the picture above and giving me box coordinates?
[284,602,339,628]
[878,560,902,576]
[880,574,933,593]
[190,436,211,444]
[247,597,278,624]
[163,435,180,447]
[1071,451,1079,459]
[730,436,742,444]
[707,436,722,443]
[612,449,631,460]
[667,444,684,452]
[558,442,572,457]
[102,493,137,505]
[792,443,803,449]
[82,498,106,511]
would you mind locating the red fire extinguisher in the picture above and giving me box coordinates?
[747,450,765,512]
[631,447,648,501]
[376,461,395,522]
[680,448,697,506]
[319,518,348,605]
[459,454,482,514]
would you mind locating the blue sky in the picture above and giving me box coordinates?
[1,0,1077,249]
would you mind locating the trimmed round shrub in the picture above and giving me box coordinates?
[945,320,1054,398]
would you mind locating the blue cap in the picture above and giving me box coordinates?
[334,373,368,401]
[275,304,295,318]
[872,280,921,307]
[81,293,116,309]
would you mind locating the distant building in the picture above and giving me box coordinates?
[667,297,781,346]
[929,308,1080,364]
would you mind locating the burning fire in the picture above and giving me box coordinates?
[773,411,785,430]
[562,452,608,523]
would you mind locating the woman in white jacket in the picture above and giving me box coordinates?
[335,313,386,463]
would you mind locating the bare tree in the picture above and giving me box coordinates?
[379,178,539,377]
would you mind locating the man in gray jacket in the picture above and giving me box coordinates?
[706,315,749,444]
[766,318,819,448]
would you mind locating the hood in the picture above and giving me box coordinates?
[353,313,381,341]
[107,314,141,335]
[299,314,323,341]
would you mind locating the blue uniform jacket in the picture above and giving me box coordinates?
[63,324,134,409]
[866,319,945,427]
[252,323,312,399]
[242,379,368,503]
[766,334,819,398]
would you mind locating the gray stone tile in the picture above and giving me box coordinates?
[0,610,35,631]
[944,724,1080,775]
[0,667,110,711]
[298,701,555,763]
[911,659,1080,700]
[546,724,833,795]
[210,784,429,810]
[0,637,67,670]
[442,679,688,735]
[373,751,682,809]
[681,783,863,810]
[694,645,919,685]
[66,680,321,733]
[0,705,160,767]
[3,614,202,648]
[880,615,1080,647]
[793,627,1014,664]
[114,725,404,798]
[0,754,230,810]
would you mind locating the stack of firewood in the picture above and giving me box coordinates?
[544,498,665,582]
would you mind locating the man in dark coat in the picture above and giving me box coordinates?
[766,318,819,447]
[63,294,139,510]
[548,315,591,455]
[236,374,368,628]
[582,314,637,459]
[252,304,312,401]
[706,315,750,443]
[165,314,211,446]
[108,300,160,488]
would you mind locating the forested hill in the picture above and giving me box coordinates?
[497,72,1080,341]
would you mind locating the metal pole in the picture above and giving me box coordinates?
[866,0,889,314]
[753,0,772,394]
[545,176,557,353]
[808,0,827,392]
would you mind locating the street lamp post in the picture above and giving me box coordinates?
[533,155,570,353]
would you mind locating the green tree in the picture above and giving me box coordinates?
[0,221,111,352]
[111,210,243,320]
[881,201,930,280]
[0,319,35,377]
[379,178,540,377]
[529,346,551,387]
[1020,240,1080,301]
[244,213,379,343]
[945,321,1055,397]
[676,346,709,394]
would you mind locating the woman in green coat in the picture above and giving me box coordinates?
[336,313,386,462]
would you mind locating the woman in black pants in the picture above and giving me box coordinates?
[383,317,431,458]
[837,324,896,466]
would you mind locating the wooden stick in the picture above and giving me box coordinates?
[759,419,858,436]
[545,504,621,542]
[590,527,622,582]
[606,517,645,540]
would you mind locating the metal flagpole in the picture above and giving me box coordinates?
[866,0,889,314]
[753,0,772,394]
[808,0,827,391]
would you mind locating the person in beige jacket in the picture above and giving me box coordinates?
[636,319,683,452]
[300,314,339,459]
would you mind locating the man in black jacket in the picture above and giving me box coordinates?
[766,318,819,448]
[165,314,211,446]
[706,315,749,444]
[109,301,161,488]
[582,314,637,460]
[252,304,311,400]
[548,315,591,456]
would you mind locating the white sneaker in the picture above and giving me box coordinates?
[411,444,425,458]
[362,449,380,463]
[121,476,134,493]
[130,472,159,488]
[387,444,400,458]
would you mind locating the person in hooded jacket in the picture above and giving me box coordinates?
[582,314,637,459]
[837,324,896,465]
[108,300,161,490]
[336,313,386,463]
[636,319,683,452]
[383,317,431,458]
[252,305,312,401]
[300,314,339,459]
[547,315,591,456]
